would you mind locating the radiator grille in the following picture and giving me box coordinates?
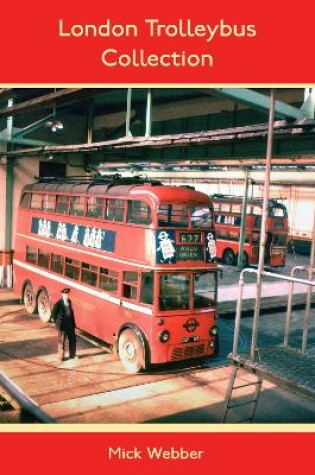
[170,344,205,361]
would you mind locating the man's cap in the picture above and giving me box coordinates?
[61,288,71,294]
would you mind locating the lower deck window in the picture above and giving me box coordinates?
[123,271,139,300]
[65,258,80,280]
[26,246,37,265]
[193,272,216,308]
[100,268,118,294]
[51,254,64,274]
[81,262,98,286]
[38,250,50,269]
[159,273,190,311]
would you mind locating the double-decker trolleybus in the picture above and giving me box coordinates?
[13,176,218,373]
[213,194,289,267]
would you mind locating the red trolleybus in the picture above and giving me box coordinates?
[213,194,288,267]
[13,176,218,373]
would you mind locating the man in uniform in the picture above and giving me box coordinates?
[51,288,77,361]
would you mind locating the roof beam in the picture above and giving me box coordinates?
[1,119,315,158]
[0,89,114,119]
[208,88,304,120]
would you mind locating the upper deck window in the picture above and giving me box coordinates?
[221,203,230,213]
[253,205,262,216]
[87,197,104,219]
[158,204,189,228]
[191,206,212,228]
[43,195,56,212]
[231,204,242,213]
[30,194,43,210]
[106,199,125,222]
[20,192,31,209]
[270,207,285,218]
[127,200,152,225]
[56,195,69,215]
[69,196,86,217]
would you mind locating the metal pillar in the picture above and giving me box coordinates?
[2,98,15,288]
[237,170,250,268]
[302,209,315,353]
[125,88,133,138]
[145,88,152,138]
[250,89,275,361]
[283,266,306,348]
[87,100,94,145]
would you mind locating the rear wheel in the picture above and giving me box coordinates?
[23,283,37,314]
[222,248,235,266]
[118,329,145,373]
[37,289,51,323]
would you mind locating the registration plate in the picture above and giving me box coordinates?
[181,336,200,343]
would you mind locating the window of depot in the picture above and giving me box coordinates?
[38,249,50,269]
[20,193,31,209]
[43,194,56,212]
[87,196,104,219]
[127,200,152,225]
[30,193,43,210]
[106,199,125,222]
[69,196,86,217]
[81,262,99,287]
[51,254,64,274]
[123,271,139,300]
[99,268,119,294]
[56,195,69,215]
[26,246,37,264]
[65,258,80,281]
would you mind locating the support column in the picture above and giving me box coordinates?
[0,98,14,288]
[237,170,250,268]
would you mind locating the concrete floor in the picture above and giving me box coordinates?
[1,288,315,424]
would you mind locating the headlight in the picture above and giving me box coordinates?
[209,325,218,336]
[159,330,170,343]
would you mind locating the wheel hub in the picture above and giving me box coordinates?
[124,342,135,359]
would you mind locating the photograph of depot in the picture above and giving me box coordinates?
[0,87,315,424]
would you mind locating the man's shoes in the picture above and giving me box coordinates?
[69,355,78,360]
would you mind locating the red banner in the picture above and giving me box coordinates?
[0,431,314,473]
[0,0,314,83]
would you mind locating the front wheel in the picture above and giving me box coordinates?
[23,283,37,314]
[222,248,235,266]
[37,289,51,323]
[118,329,145,373]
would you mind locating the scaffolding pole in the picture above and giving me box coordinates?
[250,89,275,361]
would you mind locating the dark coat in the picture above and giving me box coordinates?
[51,298,76,331]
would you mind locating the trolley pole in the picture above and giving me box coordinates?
[250,89,275,361]
[301,209,315,353]
[237,169,250,268]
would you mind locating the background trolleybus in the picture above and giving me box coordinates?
[13,176,219,373]
[213,194,289,267]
